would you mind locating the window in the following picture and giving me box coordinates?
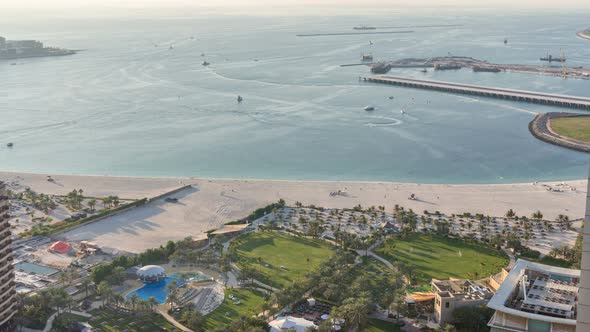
[445,302,450,308]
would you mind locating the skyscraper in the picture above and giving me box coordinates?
[576,164,590,331]
[0,182,16,331]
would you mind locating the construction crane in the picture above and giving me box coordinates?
[561,49,567,78]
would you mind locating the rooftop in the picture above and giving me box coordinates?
[487,259,580,325]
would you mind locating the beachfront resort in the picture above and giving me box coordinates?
[0,169,587,332]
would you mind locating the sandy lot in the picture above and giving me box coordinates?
[1,171,587,253]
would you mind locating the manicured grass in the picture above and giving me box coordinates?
[550,117,590,143]
[233,231,335,288]
[204,288,266,329]
[89,308,180,332]
[376,234,508,283]
[363,318,402,332]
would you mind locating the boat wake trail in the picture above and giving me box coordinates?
[365,116,403,127]
[0,121,77,134]
[455,96,538,115]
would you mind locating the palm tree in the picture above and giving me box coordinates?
[505,209,516,219]
[87,199,97,212]
[97,281,113,306]
[147,296,159,311]
[166,292,177,310]
[80,278,90,298]
[129,293,139,312]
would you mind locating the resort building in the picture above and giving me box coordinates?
[431,278,494,326]
[576,165,590,332]
[0,182,16,331]
[487,259,580,332]
[136,265,166,283]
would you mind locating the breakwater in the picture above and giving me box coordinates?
[365,75,590,110]
[529,113,590,153]
[296,30,414,37]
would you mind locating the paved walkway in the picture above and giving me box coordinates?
[354,238,394,269]
[502,247,516,268]
[230,262,280,292]
[157,308,193,332]
[42,310,92,332]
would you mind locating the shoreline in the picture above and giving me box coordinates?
[0,169,585,187]
[3,170,586,253]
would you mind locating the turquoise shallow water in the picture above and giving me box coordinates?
[0,11,589,183]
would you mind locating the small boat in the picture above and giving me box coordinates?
[201,53,205,57]
[169,45,174,50]
[361,54,373,62]
[421,68,428,73]
[190,36,195,40]
[237,95,243,103]
[364,106,375,111]
[504,38,508,44]
[6,143,13,148]
[388,96,395,100]
[400,110,405,114]
[202,61,210,66]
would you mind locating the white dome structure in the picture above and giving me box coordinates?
[136,265,166,282]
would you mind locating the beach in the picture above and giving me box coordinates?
[1,171,586,254]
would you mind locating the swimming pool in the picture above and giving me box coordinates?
[14,262,60,276]
[126,277,185,304]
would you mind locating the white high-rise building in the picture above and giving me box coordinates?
[576,164,590,331]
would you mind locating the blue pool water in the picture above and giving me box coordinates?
[14,262,60,276]
[126,277,184,304]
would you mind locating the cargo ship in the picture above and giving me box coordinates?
[473,66,502,73]
[353,26,377,30]
[370,63,391,74]
[540,53,565,63]
[434,63,461,70]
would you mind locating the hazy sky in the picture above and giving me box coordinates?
[3,0,590,18]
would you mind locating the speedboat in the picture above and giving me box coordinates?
[6,143,13,148]
[202,61,210,66]
[364,106,375,111]
[237,95,243,103]
[400,110,406,114]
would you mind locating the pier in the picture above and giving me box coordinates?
[365,75,590,110]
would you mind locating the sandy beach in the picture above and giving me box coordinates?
[1,171,586,253]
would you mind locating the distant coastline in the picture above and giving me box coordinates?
[0,35,77,60]
[0,49,77,60]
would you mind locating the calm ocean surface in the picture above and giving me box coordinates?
[1,11,589,183]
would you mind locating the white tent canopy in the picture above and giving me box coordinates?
[269,316,316,332]
[136,265,166,281]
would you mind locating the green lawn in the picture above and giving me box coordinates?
[204,288,266,329]
[233,231,335,288]
[376,234,508,284]
[550,117,590,143]
[363,318,402,332]
[89,308,180,332]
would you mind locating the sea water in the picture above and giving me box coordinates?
[1,10,589,183]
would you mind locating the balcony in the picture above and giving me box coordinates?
[0,302,15,326]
